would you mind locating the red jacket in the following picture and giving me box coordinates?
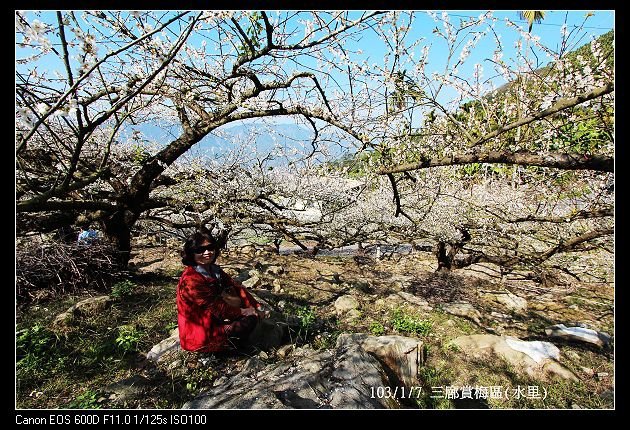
[176,265,259,352]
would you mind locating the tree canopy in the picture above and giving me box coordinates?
[16,11,613,282]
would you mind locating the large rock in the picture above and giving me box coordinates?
[146,328,180,363]
[241,276,261,289]
[486,291,528,313]
[334,295,360,315]
[545,324,612,348]
[240,245,257,256]
[51,295,114,330]
[451,334,578,382]
[336,333,424,388]
[387,292,433,312]
[182,334,425,409]
[442,301,483,326]
[102,375,150,403]
[264,265,285,276]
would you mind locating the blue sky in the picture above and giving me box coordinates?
[16,10,615,160]
[16,10,614,86]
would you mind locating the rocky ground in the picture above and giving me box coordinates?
[16,243,614,409]
[128,244,614,409]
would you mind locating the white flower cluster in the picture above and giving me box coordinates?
[16,15,52,53]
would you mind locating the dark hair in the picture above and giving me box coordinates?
[181,231,219,266]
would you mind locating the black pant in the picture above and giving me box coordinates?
[222,315,258,348]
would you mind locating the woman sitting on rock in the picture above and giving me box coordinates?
[177,230,266,353]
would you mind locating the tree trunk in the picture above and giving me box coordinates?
[103,209,138,267]
[435,242,453,272]
[435,228,471,272]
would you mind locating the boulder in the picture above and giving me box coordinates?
[442,301,483,326]
[182,333,425,409]
[242,276,261,289]
[334,295,360,315]
[488,291,528,313]
[451,334,578,382]
[264,266,285,276]
[392,292,433,312]
[545,324,612,348]
[246,318,287,351]
[336,333,424,388]
[146,328,180,363]
[51,296,114,330]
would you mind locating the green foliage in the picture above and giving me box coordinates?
[460,162,481,177]
[369,321,385,336]
[247,235,272,245]
[115,325,142,353]
[16,324,58,375]
[444,341,461,353]
[285,303,317,342]
[390,308,432,336]
[184,366,215,393]
[79,339,118,367]
[518,11,546,32]
[415,366,452,409]
[553,117,612,155]
[111,280,136,299]
[295,305,316,333]
[313,329,342,350]
[237,11,264,57]
[564,29,614,69]
[131,144,151,165]
[67,389,101,409]
[321,150,383,178]
[165,321,178,332]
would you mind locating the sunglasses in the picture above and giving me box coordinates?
[192,244,215,254]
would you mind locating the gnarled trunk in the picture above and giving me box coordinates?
[103,209,139,267]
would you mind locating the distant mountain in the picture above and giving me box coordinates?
[199,122,312,152]
[197,121,348,161]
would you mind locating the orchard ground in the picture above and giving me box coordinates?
[16,241,614,409]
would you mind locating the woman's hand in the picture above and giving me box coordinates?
[256,305,270,319]
[240,306,258,317]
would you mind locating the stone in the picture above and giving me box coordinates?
[242,276,262,289]
[442,302,483,326]
[51,296,114,330]
[102,375,150,402]
[248,269,263,278]
[319,270,341,283]
[336,333,424,388]
[213,376,228,387]
[241,245,256,255]
[451,334,578,382]
[345,309,362,320]
[545,324,612,348]
[580,367,594,377]
[265,266,284,276]
[182,333,425,409]
[493,292,528,312]
[276,344,295,359]
[147,328,181,363]
[599,390,614,401]
[394,291,433,311]
[334,295,360,315]
[246,318,287,351]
